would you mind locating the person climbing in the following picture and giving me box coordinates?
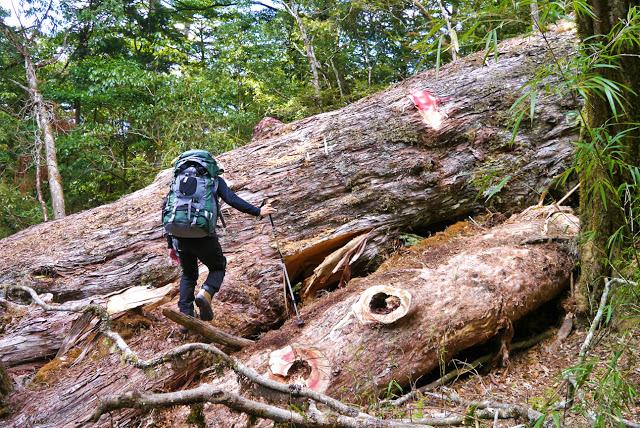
[163,149,275,321]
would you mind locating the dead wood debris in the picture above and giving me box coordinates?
[387,330,555,406]
[0,361,11,418]
[566,277,638,412]
[162,308,254,350]
[3,283,571,428]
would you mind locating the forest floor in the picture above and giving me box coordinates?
[391,316,640,428]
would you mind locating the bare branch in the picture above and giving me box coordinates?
[91,387,434,427]
[421,389,550,427]
[8,78,29,92]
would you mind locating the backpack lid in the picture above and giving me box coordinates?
[176,150,223,177]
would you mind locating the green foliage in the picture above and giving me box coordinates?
[1,0,433,234]
[482,174,511,202]
[399,233,423,247]
[0,180,45,238]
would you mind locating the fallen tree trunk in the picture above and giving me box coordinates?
[227,206,579,410]
[0,29,577,341]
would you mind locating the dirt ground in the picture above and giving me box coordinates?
[394,319,640,428]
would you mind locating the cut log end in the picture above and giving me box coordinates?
[352,285,412,325]
[267,345,331,393]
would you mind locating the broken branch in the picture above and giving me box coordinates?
[422,389,550,427]
[162,308,254,349]
[91,386,437,427]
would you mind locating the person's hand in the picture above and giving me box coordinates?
[260,203,277,217]
[168,248,179,265]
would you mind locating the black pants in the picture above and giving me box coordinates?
[174,235,226,316]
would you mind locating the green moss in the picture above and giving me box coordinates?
[186,403,206,428]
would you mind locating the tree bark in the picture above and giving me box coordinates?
[0,28,580,427]
[0,361,11,418]
[222,206,579,411]
[575,0,640,314]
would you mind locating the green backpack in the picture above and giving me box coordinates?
[162,150,224,238]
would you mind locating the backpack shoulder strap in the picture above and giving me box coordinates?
[212,177,226,228]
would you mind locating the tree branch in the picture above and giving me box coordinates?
[91,387,435,427]
[421,389,551,427]
[162,308,254,349]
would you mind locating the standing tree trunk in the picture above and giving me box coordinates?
[575,2,640,314]
[436,0,460,61]
[283,0,323,105]
[24,54,66,219]
[0,21,66,219]
[34,141,49,222]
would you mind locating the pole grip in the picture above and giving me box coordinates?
[257,198,268,221]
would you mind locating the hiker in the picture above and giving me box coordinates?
[163,150,275,321]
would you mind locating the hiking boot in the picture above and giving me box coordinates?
[195,289,213,321]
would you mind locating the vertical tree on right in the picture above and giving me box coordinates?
[575,2,640,314]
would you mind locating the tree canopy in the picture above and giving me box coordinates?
[0,0,549,237]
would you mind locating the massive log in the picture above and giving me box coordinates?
[0,27,579,427]
[1,28,577,343]
[232,206,579,405]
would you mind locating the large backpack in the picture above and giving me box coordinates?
[162,150,224,238]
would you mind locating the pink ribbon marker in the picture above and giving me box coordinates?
[409,89,446,130]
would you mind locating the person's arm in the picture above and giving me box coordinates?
[218,177,275,217]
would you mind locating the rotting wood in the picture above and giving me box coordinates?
[0,368,10,419]
[0,283,173,367]
[162,308,254,350]
[548,312,574,352]
[221,206,579,412]
[389,330,555,406]
[301,232,370,300]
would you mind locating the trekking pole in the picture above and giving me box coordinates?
[260,200,304,327]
